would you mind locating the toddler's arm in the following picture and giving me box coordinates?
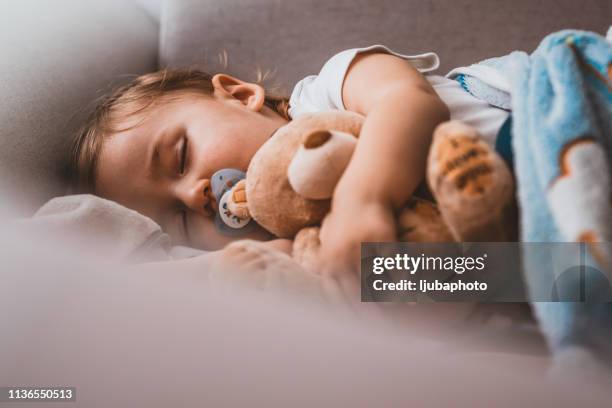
[131,239,348,304]
[320,52,449,276]
[131,239,292,282]
[338,51,449,209]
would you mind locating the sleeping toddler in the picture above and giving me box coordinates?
[70,45,514,280]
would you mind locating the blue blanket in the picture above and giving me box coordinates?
[450,30,612,370]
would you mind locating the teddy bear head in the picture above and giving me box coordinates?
[231,111,364,238]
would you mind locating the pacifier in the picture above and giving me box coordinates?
[211,168,255,236]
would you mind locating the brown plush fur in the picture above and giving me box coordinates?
[227,112,514,271]
[245,111,363,238]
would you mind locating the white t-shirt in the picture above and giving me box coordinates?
[288,45,509,146]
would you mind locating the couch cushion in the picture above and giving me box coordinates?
[0,0,159,215]
[160,0,610,96]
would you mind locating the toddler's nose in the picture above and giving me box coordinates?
[184,179,217,217]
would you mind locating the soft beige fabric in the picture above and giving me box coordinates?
[16,194,172,262]
[1,219,583,407]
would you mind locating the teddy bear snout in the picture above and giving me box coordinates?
[288,130,357,200]
[303,130,332,149]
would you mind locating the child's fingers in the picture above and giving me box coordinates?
[264,239,293,255]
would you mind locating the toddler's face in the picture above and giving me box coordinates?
[96,82,287,250]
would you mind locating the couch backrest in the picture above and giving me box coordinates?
[0,0,159,215]
[161,0,610,95]
[3,0,608,215]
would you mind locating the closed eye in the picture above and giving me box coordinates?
[178,135,188,175]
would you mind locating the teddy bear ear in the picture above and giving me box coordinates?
[302,130,332,149]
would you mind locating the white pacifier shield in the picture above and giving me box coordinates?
[219,190,251,229]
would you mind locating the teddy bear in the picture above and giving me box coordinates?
[223,110,516,271]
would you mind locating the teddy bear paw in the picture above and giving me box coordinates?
[427,121,517,242]
[398,198,454,242]
[226,179,251,220]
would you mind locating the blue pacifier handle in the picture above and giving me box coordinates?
[211,168,255,236]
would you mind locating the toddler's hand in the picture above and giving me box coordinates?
[210,239,293,287]
[319,199,397,301]
[210,239,334,301]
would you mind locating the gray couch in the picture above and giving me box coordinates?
[1,0,609,215]
[1,3,611,403]
[0,0,159,215]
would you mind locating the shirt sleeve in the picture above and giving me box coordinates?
[288,45,440,119]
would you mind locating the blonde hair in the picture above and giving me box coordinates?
[69,68,290,193]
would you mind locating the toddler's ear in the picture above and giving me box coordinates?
[212,73,265,111]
